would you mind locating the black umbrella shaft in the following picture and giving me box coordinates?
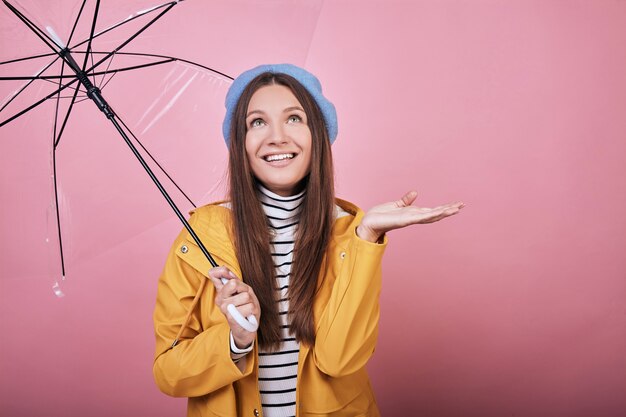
[61,46,218,269]
[61,48,114,119]
[107,116,219,268]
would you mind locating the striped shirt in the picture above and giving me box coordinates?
[227,185,349,416]
[257,185,304,417]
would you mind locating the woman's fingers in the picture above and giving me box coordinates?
[208,268,261,332]
[382,200,465,227]
[398,190,418,207]
[431,201,464,212]
[226,302,257,322]
[222,290,255,310]
[215,278,248,304]
[415,203,464,223]
[208,266,238,290]
[208,275,223,290]
[208,266,235,278]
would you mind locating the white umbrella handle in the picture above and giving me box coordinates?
[221,278,259,332]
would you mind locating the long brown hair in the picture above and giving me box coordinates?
[227,73,335,350]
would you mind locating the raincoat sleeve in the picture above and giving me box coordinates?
[313,213,387,378]
[152,208,254,397]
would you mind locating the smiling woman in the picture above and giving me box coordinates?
[152,64,464,417]
[244,84,313,197]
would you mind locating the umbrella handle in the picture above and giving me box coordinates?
[221,278,260,333]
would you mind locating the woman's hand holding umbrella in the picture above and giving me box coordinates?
[209,267,260,346]
[356,191,465,243]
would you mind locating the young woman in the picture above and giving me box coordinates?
[153,64,464,417]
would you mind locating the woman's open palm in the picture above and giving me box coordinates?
[357,191,465,242]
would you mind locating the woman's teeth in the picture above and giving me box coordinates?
[264,153,294,162]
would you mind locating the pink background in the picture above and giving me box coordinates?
[1,1,625,416]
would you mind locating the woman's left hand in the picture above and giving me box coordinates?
[356,191,465,243]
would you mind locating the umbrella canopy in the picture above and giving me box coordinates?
[0,0,323,294]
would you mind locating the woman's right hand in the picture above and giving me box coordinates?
[208,266,260,349]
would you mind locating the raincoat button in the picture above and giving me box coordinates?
[181,245,188,254]
[253,408,260,417]
[340,251,346,259]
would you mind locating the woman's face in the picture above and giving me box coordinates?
[245,84,312,196]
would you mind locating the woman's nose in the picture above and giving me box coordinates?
[267,123,288,145]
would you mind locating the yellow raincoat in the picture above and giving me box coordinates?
[153,198,386,417]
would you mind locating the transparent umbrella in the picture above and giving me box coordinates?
[0,0,323,308]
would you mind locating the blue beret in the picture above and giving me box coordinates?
[222,64,338,146]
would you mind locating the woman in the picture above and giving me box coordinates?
[153,64,464,417]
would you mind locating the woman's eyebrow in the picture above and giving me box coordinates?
[247,106,304,118]
[283,106,305,113]
[246,109,265,118]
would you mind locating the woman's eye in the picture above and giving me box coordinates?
[250,118,265,128]
[288,115,302,123]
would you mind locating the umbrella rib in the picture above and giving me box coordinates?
[69,76,84,97]
[4,58,175,83]
[99,70,119,92]
[57,94,87,100]
[0,75,73,81]
[0,54,62,113]
[0,77,78,128]
[52,60,66,145]
[66,0,88,49]
[0,57,175,81]
[52,139,67,278]
[95,52,234,80]
[0,51,57,66]
[89,49,97,86]
[80,2,177,77]
[50,57,69,277]
[98,51,117,89]
[0,56,222,82]
[54,74,81,148]
[115,113,197,208]
[93,58,176,76]
[70,2,178,51]
[81,0,101,79]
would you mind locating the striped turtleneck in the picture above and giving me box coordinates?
[226,185,349,415]
[257,184,305,417]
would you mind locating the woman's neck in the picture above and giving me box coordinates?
[256,183,305,225]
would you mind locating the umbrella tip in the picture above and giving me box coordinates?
[52,279,66,298]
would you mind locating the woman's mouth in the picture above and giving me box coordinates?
[263,153,295,162]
